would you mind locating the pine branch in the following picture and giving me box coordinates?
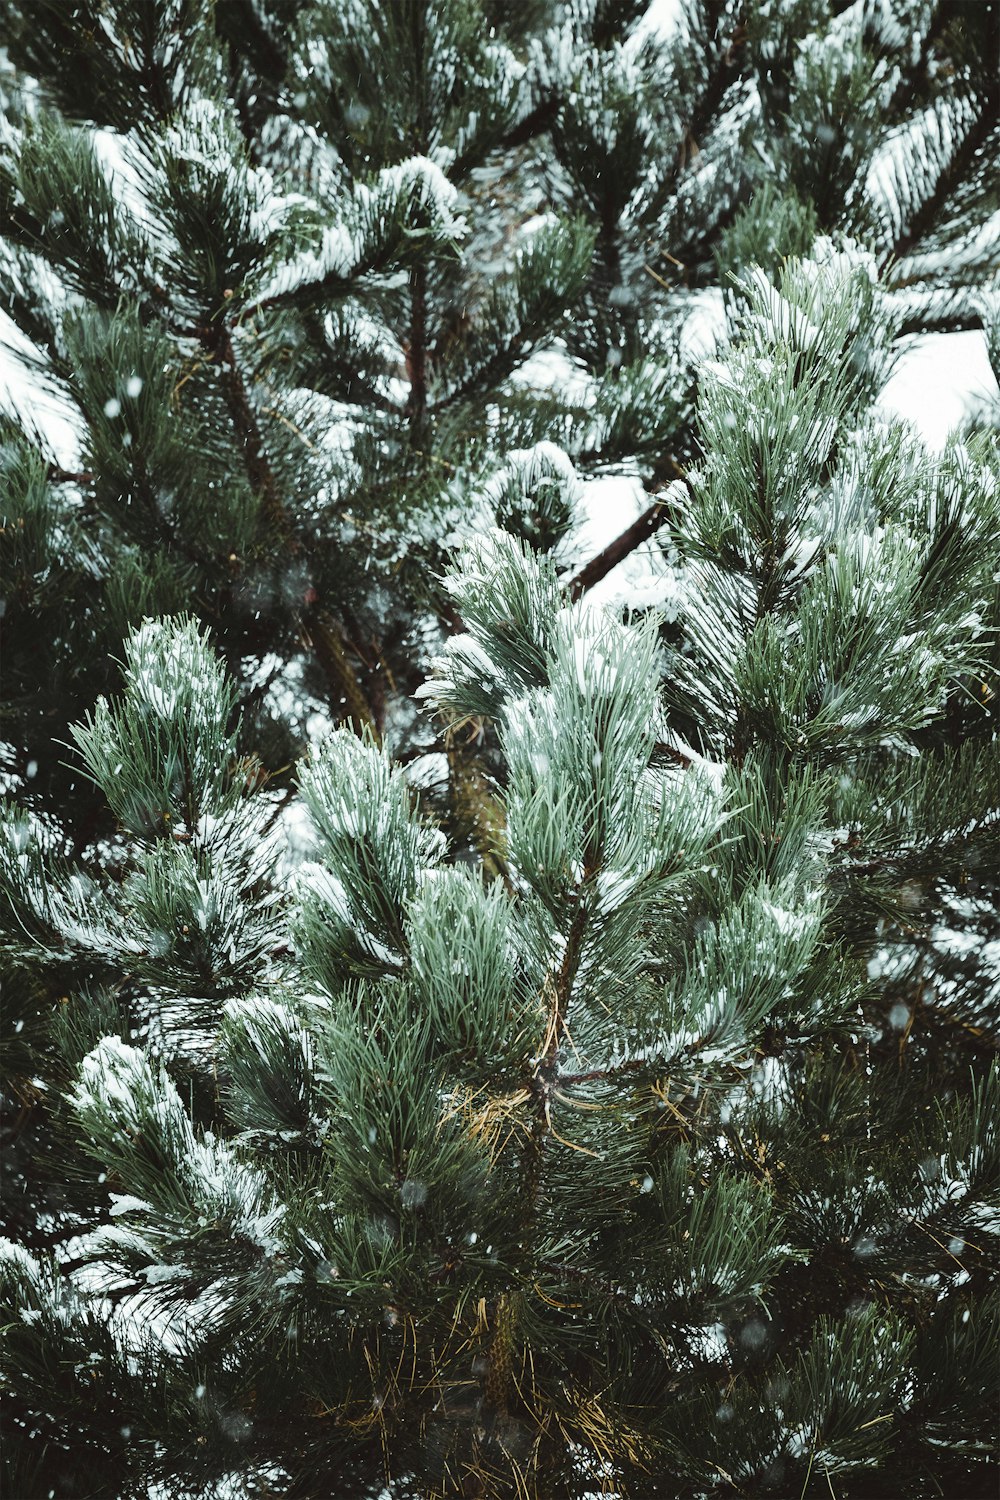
[680,4,749,166]
[406,261,430,444]
[202,318,378,729]
[537,1257,625,1302]
[217,0,287,171]
[889,18,1000,264]
[567,480,688,600]
[499,96,560,150]
[241,266,357,320]
[238,222,415,320]
[217,0,287,85]
[297,309,402,415]
[886,2,947,121]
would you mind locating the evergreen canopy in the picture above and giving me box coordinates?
[1,2,999,1498]
[3,245,1000,1496]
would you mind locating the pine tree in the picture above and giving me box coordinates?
[4,0,999,1256]
[3,0,999,1491]
[2,249,998,1498]
[533,0,1000,590]
[2,0,998,773]
[0,0,592,1254]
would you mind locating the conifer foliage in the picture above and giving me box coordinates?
[2,1,1000,1497]
[3,248,999,1498]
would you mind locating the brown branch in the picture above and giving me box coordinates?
[894,308,990,339]
[205,321,292,545]
[557,1057,653,1087]
[547,898,589,1064]
[445,728,508,882]
[567,478,689,601]
[405,261,429,443]
[482,882,597,1415]
[537,1258,624,1302]
[499,96,560,152]
[202,319,377,730]
[888,44,1000,266]
[517,889,594,1217]
[239,268,355,322]
[300,606,379,739]
[46,467,94,485]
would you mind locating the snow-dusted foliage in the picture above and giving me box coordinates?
[2,2,1000,1497]
[72,1037,285,1274]
[4,241,999,1498]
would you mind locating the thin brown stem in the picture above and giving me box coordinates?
[205,321,292,546]
[567,479,689,600]
[46,467,94,485]
[889,14,1000,268]
[544,894,590,1070]
[557,1057,652,1087]
[405,261,429,444]
[202,318,378,730]
[301,606,379,738]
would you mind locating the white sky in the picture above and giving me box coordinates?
[0,308,80,466]
[880,328,999,447]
